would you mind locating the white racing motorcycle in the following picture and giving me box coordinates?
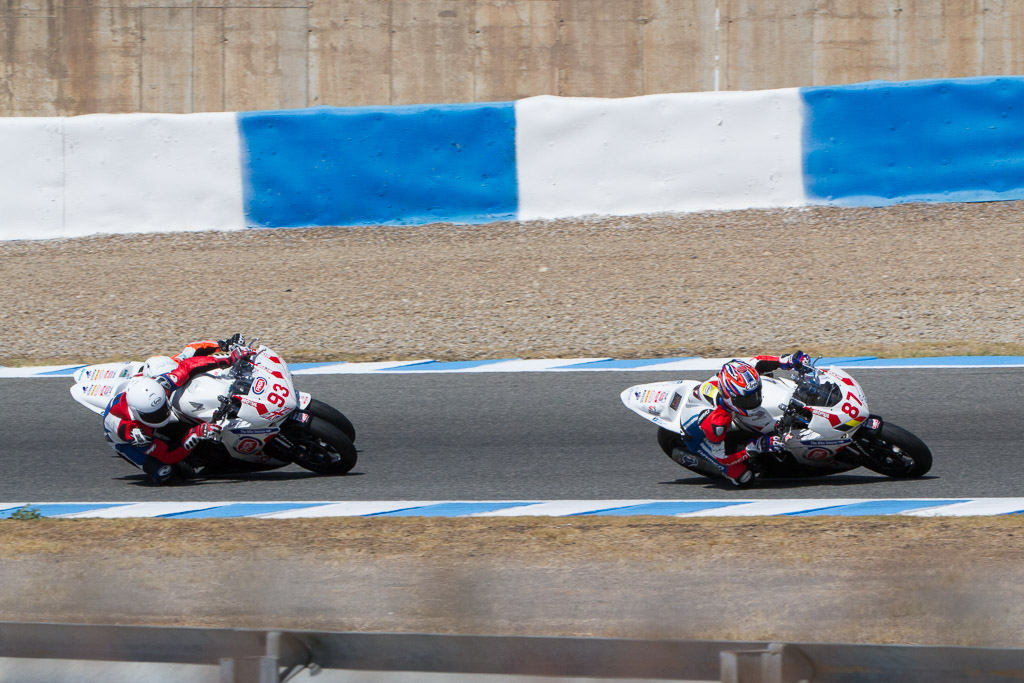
[621,361,932,485]
[71,335,357,481]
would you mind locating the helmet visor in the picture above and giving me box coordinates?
[137,402,171,426]
[729,387,762,412]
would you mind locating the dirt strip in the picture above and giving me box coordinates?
[1,516,1022,646]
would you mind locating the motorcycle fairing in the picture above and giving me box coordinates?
[620,380,691,426]
[70,362,144,415]
[73,362,143,385]
[71,377,131,415]
[233,348,299,424]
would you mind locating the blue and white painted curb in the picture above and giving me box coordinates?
[3,499,1024,519]
[4,355,1024,379]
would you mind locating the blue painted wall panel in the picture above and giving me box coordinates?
[239,103,517,228]
[802,76,1024,206]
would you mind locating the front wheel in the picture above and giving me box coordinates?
[852,422,932,478]
[306,398,356,443]
[285,417,357,475]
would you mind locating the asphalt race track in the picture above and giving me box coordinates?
[0,368,1019,502]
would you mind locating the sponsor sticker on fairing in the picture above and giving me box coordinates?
[234,437,261,455]
[252,377,267,394]
[800,438,852,446]
[806,447,832,461]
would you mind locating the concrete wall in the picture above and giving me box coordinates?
[3,1,1024,116]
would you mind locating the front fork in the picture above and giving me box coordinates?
[261,409,313,462]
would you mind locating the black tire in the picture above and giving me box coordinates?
[656,428,720,479]
[288,417,358,475]
[854,422,932,478]
[306,398,356,443]
[657,427,682,457]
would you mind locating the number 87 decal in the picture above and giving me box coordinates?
[267,383,290,407]
[842,390,862,420]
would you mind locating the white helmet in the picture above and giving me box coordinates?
[143,355,177,378]
[125,378,173,427]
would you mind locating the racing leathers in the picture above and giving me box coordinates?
[675,355,799,486]
[102,354,231,483]
[173,339,221,362]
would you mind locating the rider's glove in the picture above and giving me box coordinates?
[129,427,152,448]
[153,374,176,395]
[219,334,244,351]
[183,423,222,450]
[229,347,256,365]
[746,435,783,456]
[779,350,809,370]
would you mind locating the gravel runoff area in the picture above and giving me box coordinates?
[1,201,1024,366]
[3,202,1024,649]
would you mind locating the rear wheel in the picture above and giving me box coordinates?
[853,423,932,478]
[657,427,682,457]
[306,398,356,443]
[285,417,357,475]
[656,428,718,477]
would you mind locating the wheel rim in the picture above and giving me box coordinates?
[293,433,343,465]
[857,438,915,475]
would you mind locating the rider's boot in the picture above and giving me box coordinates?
[724,463,755,487]
[142,456,176,485]
[174,454,205,479]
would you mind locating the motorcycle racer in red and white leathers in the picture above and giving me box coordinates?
[675,351,809,486]
[173,339,221,362]
[138,339,223,380]
[102,345,253,484]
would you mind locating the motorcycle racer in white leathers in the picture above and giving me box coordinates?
[674,351,809,486]
[102,344,254,484]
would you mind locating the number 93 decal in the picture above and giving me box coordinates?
[266,383,290,407]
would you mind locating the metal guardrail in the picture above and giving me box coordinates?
[0,621,1022,682]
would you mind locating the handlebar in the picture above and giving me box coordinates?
[774,398,812,435]
[207,333,264,423]
[211,394,240,424]
[773,360,823,435]
[210,371,251,423]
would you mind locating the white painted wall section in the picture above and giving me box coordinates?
[63,113,245,238]
[0,118,65,239]
[515,89,807,220]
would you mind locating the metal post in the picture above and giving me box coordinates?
[219,656,278,683]
[720,643,813,683]
[220,631,285,683]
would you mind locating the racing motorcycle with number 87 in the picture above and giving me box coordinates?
[621,359,932,484]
